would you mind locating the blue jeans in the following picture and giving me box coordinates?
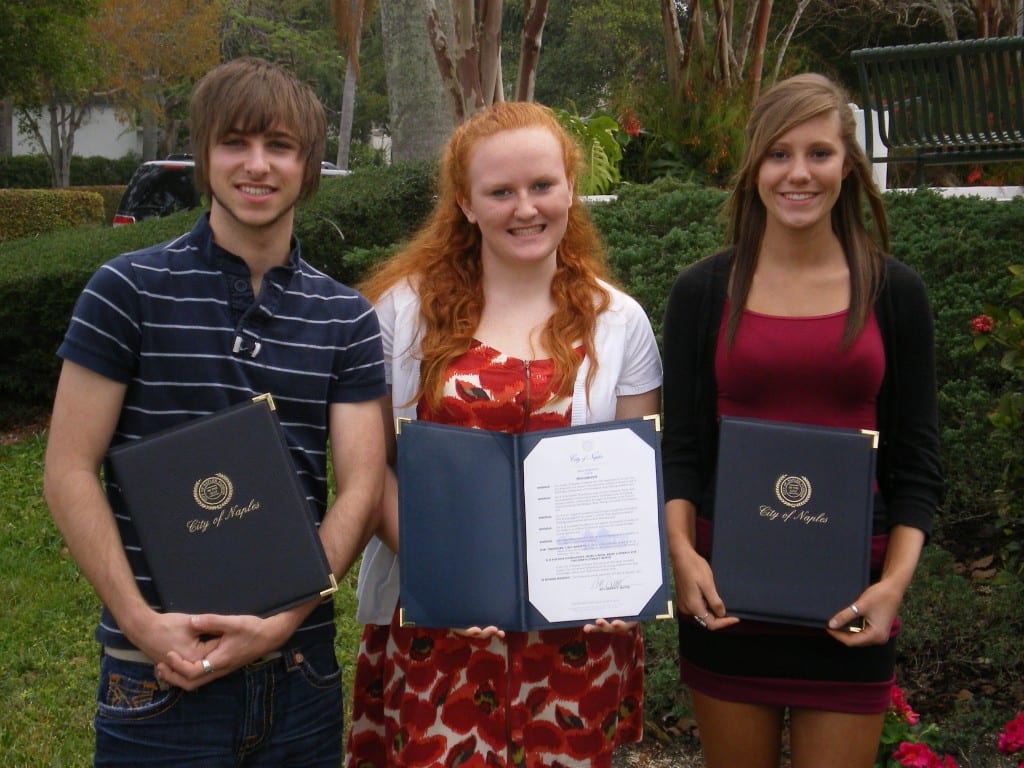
[93,643,343,767]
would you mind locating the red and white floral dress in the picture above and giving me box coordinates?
[345,341,644,768]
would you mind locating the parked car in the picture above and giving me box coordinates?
[112,156,349,226]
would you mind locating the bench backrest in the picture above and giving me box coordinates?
[852,37,1024,163]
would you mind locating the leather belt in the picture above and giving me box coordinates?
[103,646,284,666]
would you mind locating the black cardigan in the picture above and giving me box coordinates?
[661,249,944,537]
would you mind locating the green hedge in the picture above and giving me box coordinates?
[0,189,106,242]
[0,154,140,188]
[1,172,1020,542]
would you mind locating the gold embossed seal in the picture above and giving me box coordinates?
[774,474,811,508]
[193,473,234,511]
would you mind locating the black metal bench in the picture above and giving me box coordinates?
[852,37,1024,185]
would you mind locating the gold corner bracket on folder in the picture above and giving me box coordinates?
[860,428,880,449]
[398,607,416,627]
[252,392,277,410]
[395,417,411,435]
[320,573,339,599]
[643,413,662,432]
[657,600,674,620]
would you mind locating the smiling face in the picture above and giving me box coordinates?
[756,111,850,239]
[457,126,574,273]
[207,126,305,239]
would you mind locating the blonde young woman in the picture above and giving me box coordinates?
[345,101,662,768]
[661,73,944,768]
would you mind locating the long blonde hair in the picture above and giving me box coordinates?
[725,73,889,348]
[360,101,612,411]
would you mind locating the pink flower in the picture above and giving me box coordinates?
[999,712,1024,754]
[971,314,994,334]
[893,741,935,766]
[891,685,921,725]
[892,741,954,767]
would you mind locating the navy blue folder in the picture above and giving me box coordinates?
[396,417,672,631]
[710,416,877,627]
[106,394,337,617]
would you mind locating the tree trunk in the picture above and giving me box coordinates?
[659,0,686,97]
[478,0,504,105]
[337,0,363,169]
[426,0,473,121]
[379,0,453,161]
[771,0,812,84]
[338,57,359,169]
[734,0,759,78]
[0,101,12,158]
[685,0,706,77]
[514,0,548,102]
[142,107,159,161]
[712,0,733,85]
[747,0,773,104]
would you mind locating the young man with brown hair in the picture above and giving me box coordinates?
[43,57,387,766]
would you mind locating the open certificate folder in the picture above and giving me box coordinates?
[396,417,673,631]
[710,416,878,628]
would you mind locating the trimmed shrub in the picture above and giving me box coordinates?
[295,161,437,285]
[74,185,125,225]
[0,154,140,188]
[0,189,106,242]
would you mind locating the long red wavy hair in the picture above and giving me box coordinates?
[360,101,613,411]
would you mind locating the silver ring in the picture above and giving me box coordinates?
[201,658,214,675]
[693,614,708,628]
[849,603,860,616]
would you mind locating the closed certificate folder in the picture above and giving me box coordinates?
[397,417,673,631]
[710,416,878,627]
[106,394,337,617]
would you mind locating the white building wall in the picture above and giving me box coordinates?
[12,105,142,159]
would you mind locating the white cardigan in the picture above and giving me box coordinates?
[355,278,663,624]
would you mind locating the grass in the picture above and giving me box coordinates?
[0,427,365,765]
[3,426,1023,767]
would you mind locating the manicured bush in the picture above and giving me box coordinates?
[295,160,437,285]
[0,153,140,188]
[0,189,106,242]
[72,185,125,225]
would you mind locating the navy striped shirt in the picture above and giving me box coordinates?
[58,213,386,649]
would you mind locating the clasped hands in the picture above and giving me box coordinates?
[135,610,297,692]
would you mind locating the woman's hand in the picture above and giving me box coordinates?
[826,579,901,646]
[672,542,739,631]
[666,499,738,632]
[828,525,925,646]
[454,625,506,640]
[583,618,637,634]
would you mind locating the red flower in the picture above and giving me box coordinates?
[999,712,1024,754]
[893,741,960,767]
[966,166,983,185]
[891,685,921,725]
[619,109,642,137]
[971,314,994,334]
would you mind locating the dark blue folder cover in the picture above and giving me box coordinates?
[396,417,672,631]
[106,395,337,617]
[710,417,877,627]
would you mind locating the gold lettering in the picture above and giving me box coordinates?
[187,500,260,535]
[187,518,209,534]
